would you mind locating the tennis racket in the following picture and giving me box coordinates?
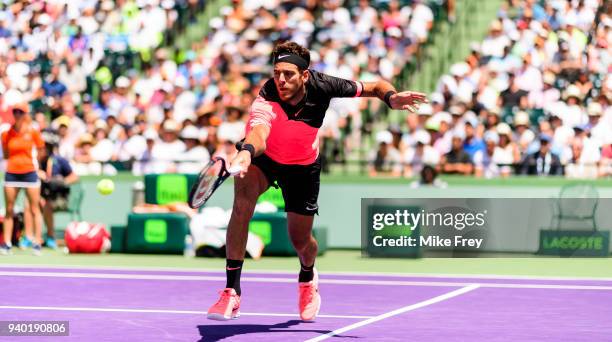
[188,157,241,209]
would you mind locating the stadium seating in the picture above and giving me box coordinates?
[0,0,608,181]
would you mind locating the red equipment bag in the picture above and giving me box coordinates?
[64,222,110,253]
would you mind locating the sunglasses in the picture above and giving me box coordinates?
[13,109,25,115]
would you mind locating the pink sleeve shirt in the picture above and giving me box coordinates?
[246,70,363,165]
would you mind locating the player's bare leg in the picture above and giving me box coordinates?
[288,212,321,321]
[226,164,269,261]
[207,164,268,321]
[287,213,317,267]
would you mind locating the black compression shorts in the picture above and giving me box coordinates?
[251,153,321,216]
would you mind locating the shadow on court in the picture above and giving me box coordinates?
[197,319,358,341]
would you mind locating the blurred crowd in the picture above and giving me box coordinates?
[369,0,612,180]
[0,0,437,176]
[0,0,209,175]
[0,0,608,180]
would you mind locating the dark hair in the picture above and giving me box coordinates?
[272,41,310,70]
[420,165,437,184]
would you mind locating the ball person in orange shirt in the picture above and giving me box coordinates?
[1,103,45,255]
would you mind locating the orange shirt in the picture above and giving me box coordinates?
[2,126,44,174]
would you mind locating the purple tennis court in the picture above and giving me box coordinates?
[2,266,612,341]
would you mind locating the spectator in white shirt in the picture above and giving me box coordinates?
[403,130,440,178]
[481,20,511,58]
[515,54,543,93]
[530,71,560,109]
[474,131,501,178]
[59,56,87,95]
[565,138,599,179]
[132,129,162,175]
[432,111,453,155]
[176,125,210,174]
[90,126,115,163]
[173,76,197,123]
[152,119,186,172]
[369,131,402,177]
[558,85,588,129]
[586,102,608,148]
[407,0,434,43]
[494,123,520,176]
[216,106,246,144]
[568,124,601,164]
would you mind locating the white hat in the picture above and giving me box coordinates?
[543,72,555,85]
[161,0,175,9]
[490,20,502,31]
[449,105,463,116]
[375,131,393,144]
[418,104,433,116]
[174,76,188,88]
[430,92,444,104]
[563,85,582,100]
[484,131,500,144]
[386,27,402,38]
[162,120,180,132]
[94,120,108,130]
[519,130,535,145]
[508,30,520,41]
[463,110,478,124]
[434,111,452,124]
[101,1,115,10]
[209,17,224,29]
[452,129,466,140]
[144,129,158,140]
[414,130,431,145]
[450,62,470,77]
[37,14,51,26]
[488,107,501,116]
[180,125,200,139]
[488,59,504,73]
[115,76,130,88]
[161,81,174,93]
[470,41,481,53]
[514,111,530,126]
[298,20,314,34]
[564,16,577,27]
[244,29,260,41]
[220,6,233,16]
[496,122,512,136]
[529,20,543,33]
[587,102,603,116]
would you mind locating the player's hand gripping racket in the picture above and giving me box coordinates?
[188,157,242,209]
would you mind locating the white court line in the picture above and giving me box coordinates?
[2,270,612,290]
[305,284,480,342]
[0,305,372,319]
[2,264,612,282]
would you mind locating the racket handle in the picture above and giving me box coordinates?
[228,165,243,176]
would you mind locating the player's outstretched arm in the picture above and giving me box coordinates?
[243,125,270,157]
[360,80,428,113]
[230,125,270,178]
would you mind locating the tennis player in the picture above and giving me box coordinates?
[207,41,427,321]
